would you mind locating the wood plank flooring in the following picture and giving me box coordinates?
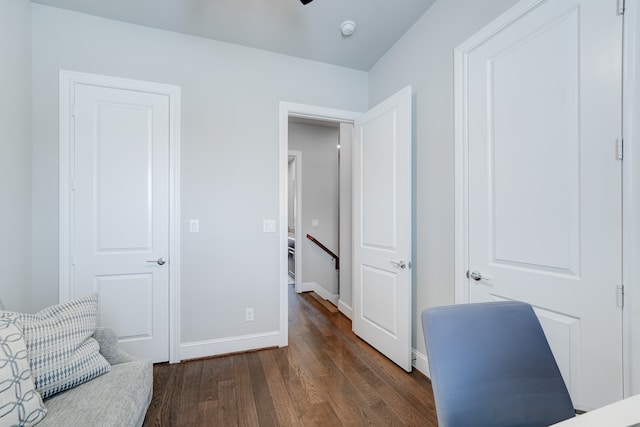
[143,286,438,426]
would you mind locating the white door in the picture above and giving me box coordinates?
[353,86,413,372]
[461,0,623,410]
[71,83,170,363]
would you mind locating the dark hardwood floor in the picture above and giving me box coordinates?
[143,285,438,426]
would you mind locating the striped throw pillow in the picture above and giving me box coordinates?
[0,293,111,399]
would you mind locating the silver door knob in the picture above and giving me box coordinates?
[467,270,484,281]
[147,258,166,266]
[391,260,407,269]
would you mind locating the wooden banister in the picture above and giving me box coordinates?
[306,234,339,270]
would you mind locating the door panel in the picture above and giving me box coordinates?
[489,5,580,276]
[353,86,412,372]
[93,103,155,252]
[96,274,153,339]
[73,84,170,362]
[464,0,622,410]
[362,266,398,336]
[362,108,397,249]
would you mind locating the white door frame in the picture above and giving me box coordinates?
[278,102,359,346]
[623,0,640,397]
[454,0,638,397]
[287,149,303,293]
[59,70,182,363]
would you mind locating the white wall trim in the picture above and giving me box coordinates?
[59,70,182,363]
[303,281,339,305]
[338,299,352,319]
[412,348,430,379]
[623,0,639,397]
[179,331,281,361]
[279,102,360,348]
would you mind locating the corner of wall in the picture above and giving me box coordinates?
[0,0,33,312]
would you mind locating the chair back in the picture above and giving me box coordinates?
[422,301,575,427]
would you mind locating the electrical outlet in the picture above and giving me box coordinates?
[245,308,254,322]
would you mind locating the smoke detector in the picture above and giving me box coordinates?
[340,20,357,37]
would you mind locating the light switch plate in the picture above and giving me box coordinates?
[263,219,276,233]
[312,219,319,227]
[189,219,199,233]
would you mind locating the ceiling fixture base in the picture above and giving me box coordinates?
[340,20,357,37]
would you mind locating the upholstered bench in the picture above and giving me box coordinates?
[37,327,152,427]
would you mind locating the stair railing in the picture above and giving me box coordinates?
[306,234,339,270]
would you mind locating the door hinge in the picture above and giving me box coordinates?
[71,178,77,191]
[617,137,624,160]
[72,105,77,117]
[618,0,625,15]
[617,285,624,308]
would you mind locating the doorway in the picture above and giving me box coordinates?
[278,89,414,373]
[278,103,359,347]
[288,119,341,304]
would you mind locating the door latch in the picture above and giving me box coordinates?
[391,260,408,269]
[467,270,489,281]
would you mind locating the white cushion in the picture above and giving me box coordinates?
[0,293,111,399]
[0,317,47,426]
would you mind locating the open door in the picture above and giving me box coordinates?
[353,86,412,372]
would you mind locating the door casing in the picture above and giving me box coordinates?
[288,149,303,294]
[623,0,640,398]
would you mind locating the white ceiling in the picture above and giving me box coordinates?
[31,0,436,71]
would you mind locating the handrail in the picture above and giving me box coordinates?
[306,234,339,270]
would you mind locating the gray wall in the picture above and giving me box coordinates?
[0,0,32,312]
[288,122,340,298]
[368,0,519,356]
[31,4,367,344]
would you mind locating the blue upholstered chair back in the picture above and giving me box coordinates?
[422,301,575,427]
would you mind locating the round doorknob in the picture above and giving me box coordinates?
[467,270,484,281]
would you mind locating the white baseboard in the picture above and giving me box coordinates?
[337,299,352,319]
[302,281,339,305]
[301,281,315,292]
[412,348,430,378]
[179,331,281,361]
